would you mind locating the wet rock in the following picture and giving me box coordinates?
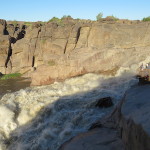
[119,85,150,150]
[59,128,124,150]
[95,97,113,108]
[138,76,150,85]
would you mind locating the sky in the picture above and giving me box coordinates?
[0,0,150,22]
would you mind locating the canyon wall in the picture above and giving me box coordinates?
[0,19,150,85]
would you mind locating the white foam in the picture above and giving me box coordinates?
[0,73,138,150]
[0,105,17,138]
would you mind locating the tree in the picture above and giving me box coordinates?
[48,17,64,26]
[96,12,103,21]
[143,16,150,22]
[61,15,72,19]
[106,15,119,21]
[48,17,60,23]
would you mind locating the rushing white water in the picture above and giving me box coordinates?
[0,72,138,150]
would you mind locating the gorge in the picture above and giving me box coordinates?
[0,18,150,85]
[0,18,150,150]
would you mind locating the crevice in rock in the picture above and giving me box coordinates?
[32,27,41,67]
[5,24,27,69]
[32,56,35,67]
[64,25,74,54]
[16,25,26,40]
[35,27,41,50]
[86,26,92,47]
[73,27,81,50]
[4,24,9,35]
[5,36,17,68]
[5,37,13,68]
[63,40,69,54]
[76,27,81,44]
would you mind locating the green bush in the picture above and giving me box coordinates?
[37,21,45,24]
[106,15,119,21]
[24,22,32,25]
[142,16,150,21]
[48,60,56,66]
[48,17,64,26]
[61,15,72,19]
[24,22,32,26]
[96,12,103,20]
[0,73,21,80]
[24,22,34,29]
[12,20,18,26]
[41,39,46,44]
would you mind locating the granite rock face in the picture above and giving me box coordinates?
[59,85,150,150]
[0,19,150,85]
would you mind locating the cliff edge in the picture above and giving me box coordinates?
[0,19,150,85]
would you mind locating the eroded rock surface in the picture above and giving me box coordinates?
[0,19,150,85]
[120,85,150,150]
[59,128,124,150]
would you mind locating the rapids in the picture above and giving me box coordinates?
[0,72,138,150]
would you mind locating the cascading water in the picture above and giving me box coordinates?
[0,72,138,150]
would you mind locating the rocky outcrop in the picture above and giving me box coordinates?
[0,20,27,74]
[0,19,7,35]
[29,21,150,85]
[0,19,150,85]
[59,128,124,150]
[59,85,150,150]
[119,85,150,150]
[95,97,113,108]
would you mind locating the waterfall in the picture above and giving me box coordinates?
[0,72,138,150]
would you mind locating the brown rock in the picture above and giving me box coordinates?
[0,19,7,35]
[1,19,150,84]
[31,64,87,86]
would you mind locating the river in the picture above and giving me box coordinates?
[0,73,137,150]
[0,78,31,99]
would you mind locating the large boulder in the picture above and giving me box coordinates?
[119,85,150,150]
[31,64,86,85]
[95,97,113,108]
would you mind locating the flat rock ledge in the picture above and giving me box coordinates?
[59,85,150,150]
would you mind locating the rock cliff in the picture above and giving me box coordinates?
[0,19,150,85]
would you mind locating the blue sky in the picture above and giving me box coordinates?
[0,0,150,21]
